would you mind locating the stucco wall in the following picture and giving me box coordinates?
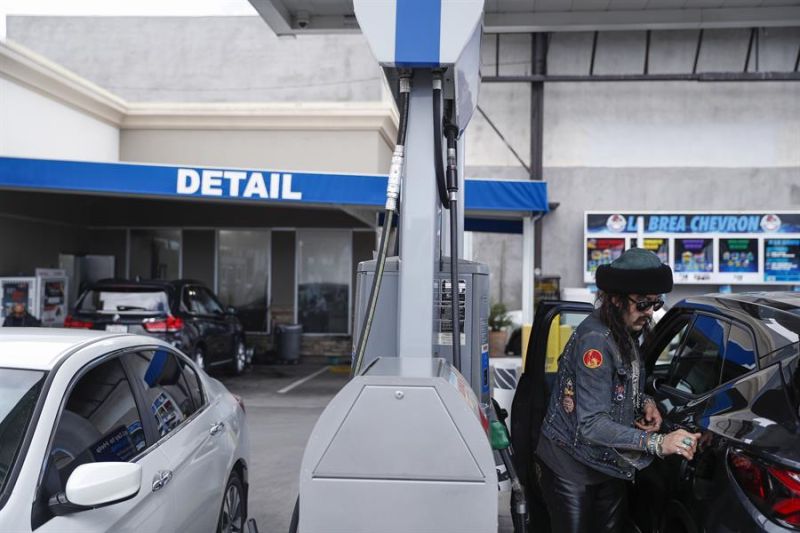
[0,76,119,161]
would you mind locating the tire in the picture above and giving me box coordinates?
[228,338,247,375]
[194,346,206,372]
[217,470,246,533]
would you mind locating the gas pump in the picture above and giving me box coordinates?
[296,2,525,531]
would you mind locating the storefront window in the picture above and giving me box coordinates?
[217,230,271,332]
[297,230,351,334]
[129,230,180,280]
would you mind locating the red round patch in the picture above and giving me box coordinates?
[582,349,604,369]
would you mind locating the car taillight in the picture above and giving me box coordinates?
[64,315,93,329]
[143,315,184,333]
[729,450,800,528]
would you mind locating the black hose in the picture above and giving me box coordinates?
[444,125,461,372]
[352,85,410,376]
[432,81,450,209]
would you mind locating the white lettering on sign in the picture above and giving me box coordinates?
[243,172,267,198]
[224,171,247,196]
[176,169,303,201]
[282,175,302,200]
[201,170,224,196]
[177,169,200,194]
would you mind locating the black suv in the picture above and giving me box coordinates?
[66,279,248,374]
[511,292,800,532]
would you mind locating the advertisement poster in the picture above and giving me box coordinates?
[586,238,626,274]
[642,238,669,264]
[719,239,758,273]
[2,281,31,319]
[765,239,800,282]
[674,239,714,273]
[40,280,67,326]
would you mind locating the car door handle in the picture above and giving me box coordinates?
[210,421,226,436]
[152,470,174,492]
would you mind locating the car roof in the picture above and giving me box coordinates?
[675,291,800,356]
[0,329,140,371]
[88,279,207,290]
[680,291,800,313]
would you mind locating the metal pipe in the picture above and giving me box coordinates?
[483,72,800,82]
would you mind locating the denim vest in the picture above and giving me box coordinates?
[540,311,653,480]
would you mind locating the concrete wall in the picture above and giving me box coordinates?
[0,76,119,161]
[469,28,800,305]
[6,16,384,103]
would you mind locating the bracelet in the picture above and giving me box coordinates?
[655,434,665,459]
[646,432,659,456]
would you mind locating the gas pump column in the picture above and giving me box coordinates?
[297,2,497,532]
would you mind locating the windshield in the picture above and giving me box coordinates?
[0,368,47,495]
[78,289,170,315]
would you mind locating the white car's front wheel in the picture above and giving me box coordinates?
[217,470,245,533]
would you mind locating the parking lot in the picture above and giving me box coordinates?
[219,364,515,533]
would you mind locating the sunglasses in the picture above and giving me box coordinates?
[627,297,664,312]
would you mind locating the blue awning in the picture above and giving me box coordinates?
[0,157,548,214]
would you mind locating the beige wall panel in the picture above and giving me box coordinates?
[120,129,391,175]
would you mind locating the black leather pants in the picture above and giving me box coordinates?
[539,461,628,533]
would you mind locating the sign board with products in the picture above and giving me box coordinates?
[585,212,800,285]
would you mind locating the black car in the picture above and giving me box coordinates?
[65,279,248,374]
[511,292,800,533]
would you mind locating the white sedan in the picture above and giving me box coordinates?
[0,329,256,533]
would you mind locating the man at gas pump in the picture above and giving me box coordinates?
[537,248,700,533]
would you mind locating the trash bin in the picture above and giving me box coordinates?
[276,323,303,364]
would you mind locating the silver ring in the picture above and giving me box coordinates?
[682,437,694,447]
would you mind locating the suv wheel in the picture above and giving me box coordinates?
[194,346,206,372]
[229,339,246,375]
[217,470,245,533]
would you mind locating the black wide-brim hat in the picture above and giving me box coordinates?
[596,247,673,294]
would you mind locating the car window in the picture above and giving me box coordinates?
[43,358,146,501]
[183,286,222,315]
[125,350,204,438]
[0,369,46,496]
[654,315,693,367]
[78,289,170,315]
[544,310,591,374]
[200,288,224,314]
[722,324,757,383]
[668,315,729,396]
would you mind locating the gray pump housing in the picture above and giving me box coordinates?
[298,357,498,533]
[354,256,490,406]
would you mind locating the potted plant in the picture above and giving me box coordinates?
[488,302,512,357]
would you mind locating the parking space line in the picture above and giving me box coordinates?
[277,366,331,394]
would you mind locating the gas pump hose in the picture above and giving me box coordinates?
[444,123,462,372]
[352,74,411,377]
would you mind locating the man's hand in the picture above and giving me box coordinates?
[635,399,662,432]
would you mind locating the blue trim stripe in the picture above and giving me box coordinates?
[0,156,549,213]
[395,0,441,67]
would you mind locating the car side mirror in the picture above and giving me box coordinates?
[49,462,141,516]
[226,306,237,315]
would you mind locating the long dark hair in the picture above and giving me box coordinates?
[597,291,652,364]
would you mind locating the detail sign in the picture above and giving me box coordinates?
[585,212,800,286]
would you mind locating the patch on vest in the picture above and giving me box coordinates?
[582,349,603,369]
[561,377,575,413]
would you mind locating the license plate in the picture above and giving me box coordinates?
[105,324,128,333]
